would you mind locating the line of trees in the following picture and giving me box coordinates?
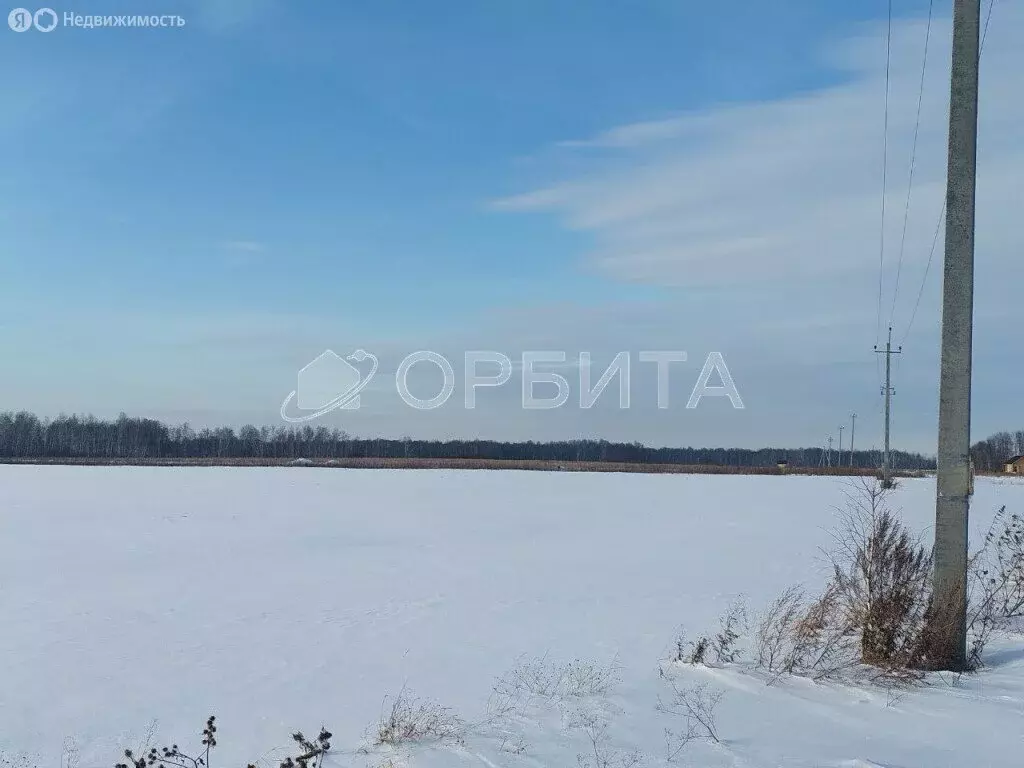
[0,411,935,469]
[971,430,1024,472]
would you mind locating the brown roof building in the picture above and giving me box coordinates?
[1004,456,1024,474]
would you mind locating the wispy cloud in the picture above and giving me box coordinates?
[482,6,1024,449]
[494,7,1023,303]
[555,115,696,149]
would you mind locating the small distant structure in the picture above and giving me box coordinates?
[1004,455,1024,474]
[777,459,789,474]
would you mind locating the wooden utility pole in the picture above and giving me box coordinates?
[875,326,902,485]
[931,0,980,671]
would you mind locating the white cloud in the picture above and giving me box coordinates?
[494,7,1023,302]
[5,7,1019,453]
[482,5,1024,450]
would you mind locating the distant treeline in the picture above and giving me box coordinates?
[971,430,1024,472]
[0,411,935,469]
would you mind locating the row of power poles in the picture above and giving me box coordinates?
[822,412,859,468]
[824,327,897,474]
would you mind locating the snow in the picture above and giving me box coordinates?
[1,467,1022,768]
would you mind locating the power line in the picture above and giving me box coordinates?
[890,0,935,328]
[898,0,998,346]
[901,203,944,345]
[875,0,894,353]
[982,0,998,47]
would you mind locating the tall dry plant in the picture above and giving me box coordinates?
[829,479,933,670]
[965,506,1024,667]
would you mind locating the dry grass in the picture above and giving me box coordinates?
[485,656,622,723]
[567,708,644,768]
[672,599,748,666]
[0,455,909,476]
[677,480,944,682]
[373,687,463,748]
[965,506,1024,667]
[829,479,933,671]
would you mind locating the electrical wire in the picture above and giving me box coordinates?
[898,0,999,345]
[889,0,935,328]
[875,0,894,355]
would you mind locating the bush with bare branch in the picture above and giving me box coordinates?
[670,633,709,666]
[754,585,804,672]
[567,708,644,768]
[713,599,748,663]
[672,599,748,667]
[485,656,621,722]
[829,479,934,671]
[758,582,862,681]
[114,716,332,768]
[680,479,1018,684]
[373,686,464,747]
[966,506,1024,666]
[656,682,723,761]
[749,479,936,681]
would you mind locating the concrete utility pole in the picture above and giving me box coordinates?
[838,424,845,467]
[875,326,902,485]
[850,413,857,467]
[826,435,834,468]
[931,0,980,672]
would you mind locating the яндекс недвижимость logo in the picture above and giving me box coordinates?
[8,7,57,31]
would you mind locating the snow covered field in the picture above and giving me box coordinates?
[1,467,1023,768]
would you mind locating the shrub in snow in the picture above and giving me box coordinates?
[681,480,1020,681]
[114,716,331,768]
[829,479,933,672]
[486,655,621,720]
[482,656,625,763]
[656,681,723,759]
[751,480,1022,677]
[562,658,623,698]
[713,600,748,663]
[566,707,644,768]
[746,479,937,678]
[372,686,464,747]
[754,581,858,680]
[672,599,747,667]
[966,506,1024,667]
[672,634,709,666]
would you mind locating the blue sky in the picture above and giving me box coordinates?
[2,0,1020,451]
